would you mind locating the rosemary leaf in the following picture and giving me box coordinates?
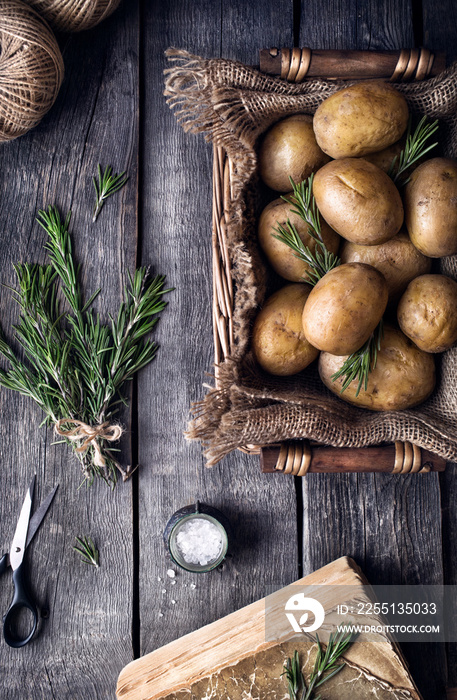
[93,164,128,222]
[73,535,99,567]
[283,627,356,700]
[331,321,384,396]
[281,650,303,699]
[272,175,341,286]
[388,116,439,186]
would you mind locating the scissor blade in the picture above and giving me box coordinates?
[26,484,59,549]
[9,475,36,571]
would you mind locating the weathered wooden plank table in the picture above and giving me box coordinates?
[0,1,455,698]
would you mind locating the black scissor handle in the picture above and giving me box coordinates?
[3,562,38,648]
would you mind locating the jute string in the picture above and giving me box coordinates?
[24,0,122,32]
[0,0,64,142]
[55,419,123,468]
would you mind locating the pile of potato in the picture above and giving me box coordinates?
[253,81,457,411]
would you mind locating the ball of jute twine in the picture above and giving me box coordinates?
[24,0,122,32]
[0,0,64,142]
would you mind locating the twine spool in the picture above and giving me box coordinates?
[24,0,122,32]
[0,0,64,142]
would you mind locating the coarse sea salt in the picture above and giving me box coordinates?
[175,517,224,566]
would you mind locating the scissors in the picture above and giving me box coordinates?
[0,475,58,648]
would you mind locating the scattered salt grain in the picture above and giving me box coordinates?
[167,568,176,579]
[171,580,176,585]
[176,518,224,566]
[158,613,163,618]
[158,576,162,582]
[171,599,176,605]
[161,589,166,594]
[190,583,196,590]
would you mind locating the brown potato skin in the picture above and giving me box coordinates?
[397,274,457,353]
[302,263,388,355]
[362,137,404,173]
[258,196,340,282]
[319,325,436,411]
[259,114,330,192]
[252,284,319,375]
[313,158,404,245]
[340,230,431,302]
[313,81,409,159]
[404,157,457,257]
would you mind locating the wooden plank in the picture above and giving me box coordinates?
[423,0,457,64]
[422,3,457,694]
[0,3,138,697]
[298,2,447,699]
[298,0,415,51]
[138,0,299,660]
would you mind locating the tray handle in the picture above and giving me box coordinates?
[261,441,447,475]
[259,48,446,82]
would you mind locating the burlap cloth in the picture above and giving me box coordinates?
[164,48,457,466]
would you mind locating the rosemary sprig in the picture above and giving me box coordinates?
[272,175,341,286]
[283,627,355,700]
[0,205,171,486]
[282,650,303,699]
[92,164,128,222]
[388,116,439,186]
[331,320,384,397]
[74,536,99,567]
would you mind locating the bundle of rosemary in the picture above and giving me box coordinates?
[0,206,170,487]
[274,117,438,396]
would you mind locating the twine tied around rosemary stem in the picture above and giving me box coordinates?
[54,419,123,469]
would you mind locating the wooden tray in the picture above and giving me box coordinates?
[211,49,448,476]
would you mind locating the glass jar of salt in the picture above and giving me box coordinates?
[164,502,230,573]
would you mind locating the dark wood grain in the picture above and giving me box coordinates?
[138,0,299,659]
[0,3,138,697]
[298,0,415,50]
[421,0,457,693]
[298,2,447,698]
[422,1,457,692]
[423,0,457,64]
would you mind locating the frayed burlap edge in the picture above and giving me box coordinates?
[165,49,457,466]
[187,362,457,466]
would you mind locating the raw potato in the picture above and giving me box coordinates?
[258,114,330,192]
[404,157,457,257]
[362,137,404,173]
[397,274,457,353]
[258,196,340,282]
[302,263,388,355]
[313,158,404,245]
[313,81,409,159]
[340,230,431,302]
[252,284,319,375]
[319,325,436,411]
